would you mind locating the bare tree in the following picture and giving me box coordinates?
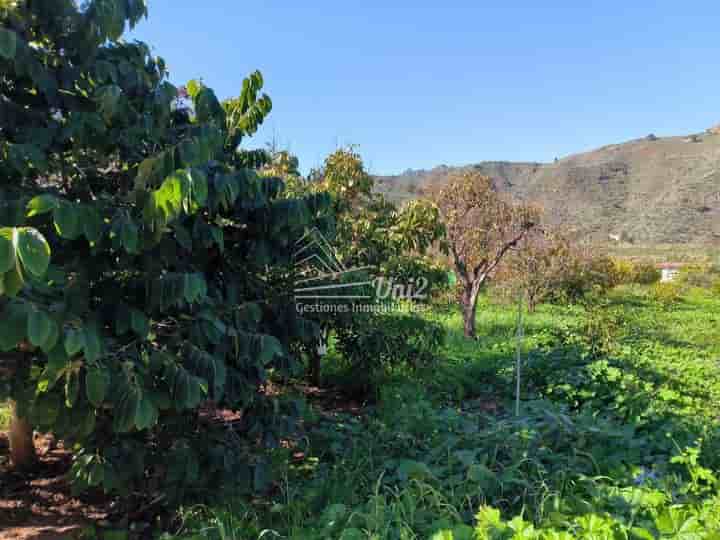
[430,172,538,338]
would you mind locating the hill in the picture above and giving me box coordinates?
[376,131,720,244]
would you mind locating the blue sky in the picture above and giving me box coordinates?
[130,2,720,175]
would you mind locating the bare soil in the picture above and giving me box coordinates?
[0,433,108,540]
[0,386,373,540]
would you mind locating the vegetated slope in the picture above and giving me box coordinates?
[376,131,720,244]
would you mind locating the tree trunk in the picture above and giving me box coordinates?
[309,350,321,386]
[461,284,479,338]
[308,328,327,386]
[8,400,36,469]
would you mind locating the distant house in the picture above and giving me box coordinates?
[657,262,684,282]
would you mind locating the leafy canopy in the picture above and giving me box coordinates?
[0,0,331,504]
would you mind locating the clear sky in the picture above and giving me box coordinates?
[130,1,720,175]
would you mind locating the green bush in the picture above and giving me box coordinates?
[611,257,637,285]
[677,263,720,290]
[380,255,449,302]
[550,253,619,303]
[612,258,661,285]
[632,260,662,284]
[651,281,683,306]
[0,1,330,506]
[334,312,445,395]
[581,301,625,357]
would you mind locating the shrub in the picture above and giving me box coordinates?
[0,1,330,505]
[550,251,618,303]
[493,228,571,312]
[380,255,449,302]
[632,260,662,284]
[334,312,445,396]
[494,243,623,307]
[677,263,720,290]
[581,300,625,357]
[612,258,636,284]
[650,281,682,306]
[611,259,661,285]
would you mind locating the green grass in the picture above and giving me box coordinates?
[169,287,720,539]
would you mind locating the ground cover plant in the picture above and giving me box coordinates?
[164,283,720,539]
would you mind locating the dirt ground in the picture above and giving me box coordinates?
[0,433,108,540]
[0,387,369,540]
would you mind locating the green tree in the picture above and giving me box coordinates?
[298,148,445,384]
[0,0,328,505]
[316,147,444,269]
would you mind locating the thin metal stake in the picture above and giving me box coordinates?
[515,290,524,417]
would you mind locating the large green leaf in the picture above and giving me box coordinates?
[86,367,110,407]
[120,219,139,253]
[27,195,60,217]
[135,155,158,189]
[186,79,203,98]
[0,27,17,60]
[130,308,149,338]
[0,303,28,351]
[65,370,80,407]
[96,84,122,122]
[15,227,51,277]
[41,317,59,353]
[2,263,24,297]
[258,335,284,365]
[39,346,70,391]
[113,388,140,433]
[0,230,15,273]
[83,323,102,362]
[65,327,86,356]
[183,273,207,304]
[187,168,208,209]
[396,459,434,482]
[195,87,223,124]
[28,309,56,350]
[53,203,82,239]
[83,207,104,244]
[134,395,158,430]
[177,138,202,167]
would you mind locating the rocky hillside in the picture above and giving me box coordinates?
[376,131,720,244]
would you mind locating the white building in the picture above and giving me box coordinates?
[657,263,683,282]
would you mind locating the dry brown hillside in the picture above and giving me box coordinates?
[376,131,720,244]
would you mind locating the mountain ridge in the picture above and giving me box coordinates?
[375,131,720,244]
